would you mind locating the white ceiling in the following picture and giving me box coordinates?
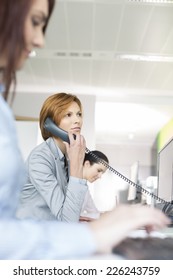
[13,0,173,146]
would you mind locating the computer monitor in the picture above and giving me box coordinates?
[157,137,173,204]
[127,161,139,201]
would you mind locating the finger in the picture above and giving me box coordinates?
[145,225,153,234]
[79,135,86,148]
[63,141,69,152]
[68,132,77,143]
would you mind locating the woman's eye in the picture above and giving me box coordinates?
[32,17,42,27]
[98,169,104,173]
[32,20,39,26]
[66,113,71,117]
[77,112,82,117]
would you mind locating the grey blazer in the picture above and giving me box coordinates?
[16,138,88,222]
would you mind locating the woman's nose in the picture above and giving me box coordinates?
[33,30,45,48]
[74,115,81,123]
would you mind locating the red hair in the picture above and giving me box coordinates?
[40,93,83,140]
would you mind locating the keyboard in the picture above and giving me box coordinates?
[155,202,173,226]
[112,235,173,259]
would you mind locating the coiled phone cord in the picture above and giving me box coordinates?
[86,147,172,209]
[43,117,172,212]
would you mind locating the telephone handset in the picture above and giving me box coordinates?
[44,117,173,215]
[44,117,75,143]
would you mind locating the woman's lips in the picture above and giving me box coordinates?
[71,127,81,132]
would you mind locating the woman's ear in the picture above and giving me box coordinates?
[83,160,91,168]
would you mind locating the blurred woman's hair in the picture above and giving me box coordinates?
[0,0,55,100]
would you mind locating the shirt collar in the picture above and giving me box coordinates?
[46,137,65,162]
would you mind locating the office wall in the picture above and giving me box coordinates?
[96,143,156,181]
[93,142,157,211]
[15,121,39,161]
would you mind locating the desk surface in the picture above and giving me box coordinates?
[129,226,173,237]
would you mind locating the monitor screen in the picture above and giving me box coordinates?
[127,161,139,201]
[157,137,173,203]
